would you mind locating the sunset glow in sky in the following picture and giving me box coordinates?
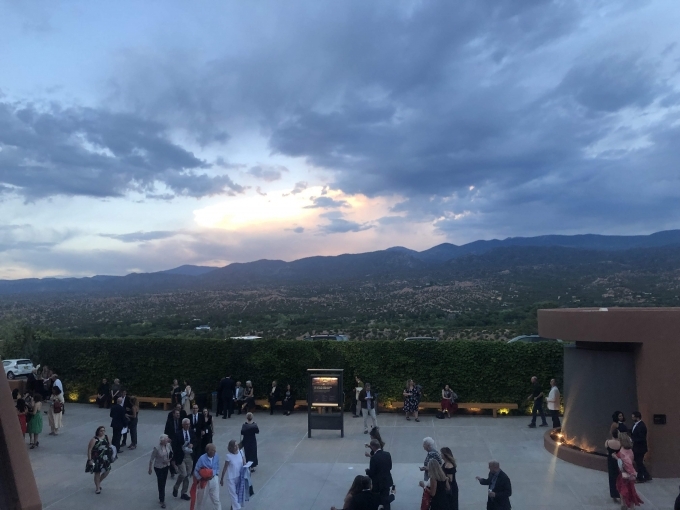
[1,1,680,278]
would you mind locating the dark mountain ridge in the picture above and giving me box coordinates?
[1,229,680,296]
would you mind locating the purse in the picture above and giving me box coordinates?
[85,460,94,473]
[53,400,63,413]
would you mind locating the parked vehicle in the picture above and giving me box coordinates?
[3,359,35,380]
[507,335,562,344]
[308,335,349,341]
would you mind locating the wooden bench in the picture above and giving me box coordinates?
[89,395,173,410]
[254,399,308,410]
[392,401,518,418]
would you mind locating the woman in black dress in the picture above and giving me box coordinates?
[170,379,182,407]
[282,384,295,416]
[612,410,628,433]
[419,459,450,510]
[441,446,459,510]
[605,428,621,503]
[200,407,214,453]
[240,412,259,471]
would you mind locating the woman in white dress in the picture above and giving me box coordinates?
[48,386,65,435]
[220,439,245,510]
[182,380,193,415]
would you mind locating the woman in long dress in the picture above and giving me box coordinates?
[48,386,65,435]
[441,447,459,510]
[200,408,214,454]
[242,381,255,413]
[241,413,259,471]
[27,394,43,448]
[403,379,421,421]
[616,433,644,509]
[88,426,113,494]
[605,427,621,503]
[17,397,28,441]
[220,439,245,510]
[419,459,450,510]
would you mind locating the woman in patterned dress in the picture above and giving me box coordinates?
[403,379,421,422]
[87,426,113,494]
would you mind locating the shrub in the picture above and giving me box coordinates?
[37,338,563,409]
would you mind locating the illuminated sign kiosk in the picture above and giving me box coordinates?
[307,369,344,438]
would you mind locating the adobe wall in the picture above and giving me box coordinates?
[539,308,680,478]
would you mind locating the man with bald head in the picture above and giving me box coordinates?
[476,460,512,510]
[527,376,547,428]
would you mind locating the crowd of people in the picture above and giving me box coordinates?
[15,368,678,509]
[332,433,513,510]
[606,411,652,509]
[11,365,65,449]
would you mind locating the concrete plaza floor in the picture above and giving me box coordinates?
[26,404,679,510]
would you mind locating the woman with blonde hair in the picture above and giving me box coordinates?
[403,379,421,422]
[220,439,245,510]
[242,381,255,413]
[148,434,173,508]
[419,459,450,510]
[616,433,643,509]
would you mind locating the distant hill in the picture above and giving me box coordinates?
[156,265,218,276]
[1,229,680,296]
[412,229,680,262]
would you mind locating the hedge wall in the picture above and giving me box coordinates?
[37,339,563,409]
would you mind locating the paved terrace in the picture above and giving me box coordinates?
[28,404,678,510]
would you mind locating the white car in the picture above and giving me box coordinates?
[3,359,35,379]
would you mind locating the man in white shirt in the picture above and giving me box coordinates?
[546,379,561,428]
[359,383,377,434]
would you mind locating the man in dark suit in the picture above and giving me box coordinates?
[109,397,126,454]
[268,380,280,415]
[119,390,132,447]
[171,418,196,501]
[349,476,394,510]
[188,403,202,436]
[476,461,512,510]
[365,439,393,510]
[221,374,235,419]
[631,411,652,482]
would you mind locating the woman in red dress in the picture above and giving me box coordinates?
[616,433,644,509]
[16,397,28,440]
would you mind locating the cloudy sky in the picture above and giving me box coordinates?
[1,1,680,278]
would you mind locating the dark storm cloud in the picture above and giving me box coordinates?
[0,100,244,200]
[100,231,178,243]
[303,196,349,209]
[107,0,680,235]
[247,164,288,182]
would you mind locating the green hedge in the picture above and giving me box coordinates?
[37,339,563,410]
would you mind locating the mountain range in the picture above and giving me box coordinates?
[2,229,680,296]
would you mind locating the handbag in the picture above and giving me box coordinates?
[53,400,63,413]
[85,460,94,473]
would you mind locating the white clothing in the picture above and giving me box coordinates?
[53,379,63,393]
[195,476,222,510]
[355,385,363,400]
[363,408,377,431]
[226,476,241,510]
[547,386,560,411]
[225,451,244,480]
